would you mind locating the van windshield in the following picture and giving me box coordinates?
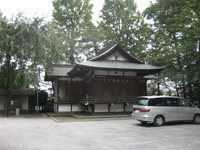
[137,98,149,106]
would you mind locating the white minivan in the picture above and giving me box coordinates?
[132,96,200,126]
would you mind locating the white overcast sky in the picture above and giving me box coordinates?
[0,0,155,25]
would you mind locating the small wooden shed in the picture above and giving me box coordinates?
[0,90,35,115]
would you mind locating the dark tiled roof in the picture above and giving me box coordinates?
[46,64,74,77]
[45,42,163,78]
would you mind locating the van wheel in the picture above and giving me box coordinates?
[154,116,164,126]
[193,114,200,124]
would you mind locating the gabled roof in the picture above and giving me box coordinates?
[68,42,163,76]
[90,41,143,64]
[45,42,163,78]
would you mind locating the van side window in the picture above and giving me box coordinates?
[179,99,191,107]
[148,99,165,106]
[149,99,156,106]
[156,98,165,106]
[165,98,179,106]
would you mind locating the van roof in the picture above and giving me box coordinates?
[138,96,179,99]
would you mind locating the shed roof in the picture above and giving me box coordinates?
[0,90,35,96]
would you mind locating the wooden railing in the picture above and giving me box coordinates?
[57,96,137,104]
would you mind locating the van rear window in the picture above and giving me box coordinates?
[137,98,149,106]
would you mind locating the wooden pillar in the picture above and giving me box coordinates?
[108,104,110,113]
[54,77,58,113]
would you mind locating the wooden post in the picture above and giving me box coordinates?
[54,77,58,113]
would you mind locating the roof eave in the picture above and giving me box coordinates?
[68,63,163,77]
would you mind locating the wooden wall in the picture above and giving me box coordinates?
[89,78,146,98]
[57,78,147,102]
[58,81,86,102]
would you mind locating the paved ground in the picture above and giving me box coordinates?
[0,114,200,150]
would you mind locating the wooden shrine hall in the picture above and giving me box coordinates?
[45,42,163,113]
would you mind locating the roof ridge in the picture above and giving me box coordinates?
[52,64,75,67]
[97,41,117,56]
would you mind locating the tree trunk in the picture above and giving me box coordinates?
[5,49,12,116]
[6,90,11,116]
[157,83,161,95]
[69,28,75,64]
[163,81,171,96]
[182,85,186,99]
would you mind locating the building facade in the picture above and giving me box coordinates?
[45,42,163,113]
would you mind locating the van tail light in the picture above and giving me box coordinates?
[132,108,136,111]
[140,109,150,112]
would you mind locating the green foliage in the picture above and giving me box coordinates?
[29,90,53,112]
[144,0,200,101]
[52,0,96,63]
[99,0,152,60]
[0,64,29,90]
[81,24,104,59]
[0,12,63,115]
[0,12,63,89]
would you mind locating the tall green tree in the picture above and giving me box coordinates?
[99,0,152,60]
[144,0,200,100]
[81,24,104,58]
[0,12,62,116]
[52,0,95,63]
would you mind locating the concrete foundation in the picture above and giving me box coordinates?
[110,104,124,112]
[72,104,84,112]
[56,103,133,113]
[125,104,132,112]
[95,104,109,113]
[58,104,71,112]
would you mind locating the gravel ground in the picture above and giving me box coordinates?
[0,114,200,150]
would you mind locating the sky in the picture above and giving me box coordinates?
[0,0,155,25]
